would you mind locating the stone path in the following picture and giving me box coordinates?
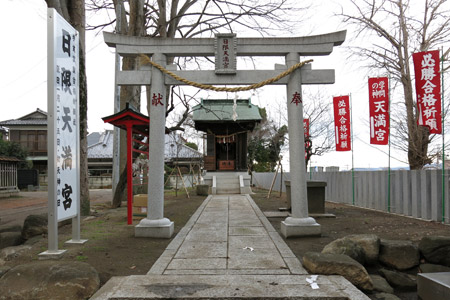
[91,194,369,299]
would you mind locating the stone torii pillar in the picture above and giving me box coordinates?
[281,52,320,237]
[135,52,174,238]
[103,30,346,239]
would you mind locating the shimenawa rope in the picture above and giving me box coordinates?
[139,54,313,92]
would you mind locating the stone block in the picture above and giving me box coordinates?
[280,217,321,238]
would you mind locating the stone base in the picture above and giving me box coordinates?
[135,218,174,238]
[65,239,88,245]
[281,217,321,238]
[38,249,67,260]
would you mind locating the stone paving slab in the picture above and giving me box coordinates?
[90,274,369,299]
[91,194,370,299]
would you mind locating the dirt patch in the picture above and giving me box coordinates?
[1,189,206,285]
[2,188,449,300]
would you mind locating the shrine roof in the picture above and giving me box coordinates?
[192,99,262,123]
[102,104,149,135]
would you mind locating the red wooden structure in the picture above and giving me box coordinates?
[102,104,149,225]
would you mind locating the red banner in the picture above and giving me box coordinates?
[303,118,310,139]
[304,118,310,159]
[413,50,441,134]
[333,96,351,151]
[368,77,389,145]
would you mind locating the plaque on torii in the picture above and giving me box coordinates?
[104,30,346,238]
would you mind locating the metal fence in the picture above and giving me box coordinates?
[252,170,450,224]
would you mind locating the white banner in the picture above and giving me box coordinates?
[48,9,79,221]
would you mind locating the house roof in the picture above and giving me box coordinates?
[0,156,21,162]
[87,130,202,161]
[0,108,48,127]
[88,130,114,159]
[192,99,262,123]
[164,133,202,161]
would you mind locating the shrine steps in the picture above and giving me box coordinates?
[203,172,252,195]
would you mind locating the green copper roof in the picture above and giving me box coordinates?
[192,99,262,122]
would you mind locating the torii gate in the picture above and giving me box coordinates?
[104,30,346,238]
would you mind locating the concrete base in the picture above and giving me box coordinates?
[135,217,174,238]
[38,249,67,260]
[418,272,450,300]
[65,239,88,245]
[280,216,321,238]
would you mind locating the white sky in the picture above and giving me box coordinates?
[2,0,446,171]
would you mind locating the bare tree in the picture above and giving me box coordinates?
[274,89,334,169]
[338,0,450,169]
[45,0,90,215]
[86,0,307,206]
[303,92,334,168]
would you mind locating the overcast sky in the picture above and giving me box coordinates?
[3,0,444,170]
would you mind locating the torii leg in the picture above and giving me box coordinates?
[281,52,321,238]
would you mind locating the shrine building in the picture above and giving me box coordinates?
[192,98,262,172]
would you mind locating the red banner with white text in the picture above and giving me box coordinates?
[333,96,351,151]
[413,50,442,134]
[303,118,310,139]
[368,77,389,145]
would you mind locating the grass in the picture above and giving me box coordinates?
[76,255,88,262]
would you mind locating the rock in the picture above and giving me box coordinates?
[419,236,450,267]
[23,235,44,246]
[370,274,394,294]
[368,292,401,300]
[0,245,32,262]
[419,263,450,273]
[322,237,366,265]
[379,240,419,270]
[347,234,380,265]
[0,266,10,279]
[379,268,416,291]
[22,214,48,240]
[0,261,100,300]
[302,252,373,291]
[0,232,23,250]
[0,225,22,234]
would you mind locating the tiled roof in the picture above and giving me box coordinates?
[0,108,48,127]
[87,130,202,161]
[0,119,47,126]
[164,133,203,160]
[192,98,262,122]
[0,156,21,162]
[87,130,114,159]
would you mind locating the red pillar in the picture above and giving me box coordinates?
[126,124,133,225]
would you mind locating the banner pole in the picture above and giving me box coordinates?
[388,75,391,213]
[441,47,445,223]
[350,93,355,206]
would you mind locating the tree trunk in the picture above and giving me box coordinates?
[112,162,127,208]
[114,0,145,207]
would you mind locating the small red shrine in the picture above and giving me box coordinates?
[102,104,149,225]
